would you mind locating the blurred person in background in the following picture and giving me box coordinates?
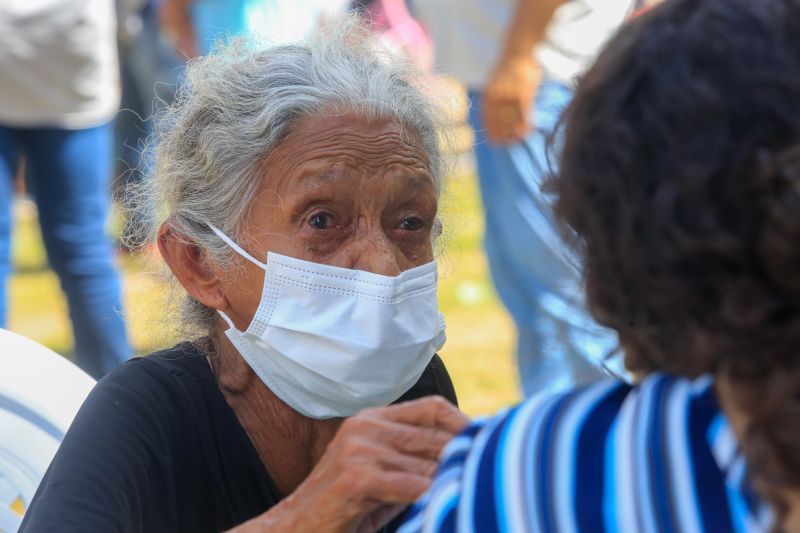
[0,0,132,378]
[401,0,798,530]
[159,0,350,59]
[349,0,433,70]
[115,0,183,249]
[417,0,643,396]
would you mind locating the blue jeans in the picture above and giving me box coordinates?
[468,83,619,396]
[0,123,132,378]
[116,7,181,247]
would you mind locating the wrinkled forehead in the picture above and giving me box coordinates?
[256,113,435,197]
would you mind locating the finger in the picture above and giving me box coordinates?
[495,129,519,145]
[361,396,470,434]
[339,436,441,475]
[375,444,440,477]
[485,125,508,144]
[491,116,529,144]
[483,115,505,143]
[355,503,407,533]
[484,113,521,144]
[481,99,512,142]
[374,421,456,459]
[503,104,528,142]
[340,416,454,460]
[512,106,532,139]
[357,470,432,504]
[505,121,529,144]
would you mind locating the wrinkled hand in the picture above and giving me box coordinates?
[482,55,542,144]
[233,396,470,533]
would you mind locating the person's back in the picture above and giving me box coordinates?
[402,0,800,529]
[401,374,771,532]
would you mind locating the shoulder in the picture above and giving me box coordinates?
[111,341,211,382]
[400,374,720,533]
[60,340,214,454]
[20,342,214,531]
[79,341,221,445]
[400,379,632,533]
[95,341,213,406]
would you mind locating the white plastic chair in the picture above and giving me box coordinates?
[0,329,95,532]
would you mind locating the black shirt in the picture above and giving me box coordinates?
[20,342,457,532]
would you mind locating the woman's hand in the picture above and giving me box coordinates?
[231,396,469,533]
[482,55,542,144]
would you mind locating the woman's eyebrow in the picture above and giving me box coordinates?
[398,173,437,191]
[276,166,342,195]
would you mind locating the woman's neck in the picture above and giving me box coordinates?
[207,333,342,497]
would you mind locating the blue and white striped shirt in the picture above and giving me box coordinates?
[400,374,772,533]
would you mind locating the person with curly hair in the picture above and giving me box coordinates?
[401,0,800,530]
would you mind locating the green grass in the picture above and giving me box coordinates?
[7,168,520,417]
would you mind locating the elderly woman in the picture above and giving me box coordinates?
[20,18,467,533]
[402,0,800,530]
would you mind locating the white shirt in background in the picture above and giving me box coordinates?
[417,0,637,89]
[0,0,120,129]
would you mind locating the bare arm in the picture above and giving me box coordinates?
[482,0,565,143]
[501,0,565,60]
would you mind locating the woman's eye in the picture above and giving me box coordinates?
[399,217,425,231]
[309,213,333,230]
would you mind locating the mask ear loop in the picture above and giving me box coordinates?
[206,222,269,331]
[206,223,268,270]
[217,309,237,331]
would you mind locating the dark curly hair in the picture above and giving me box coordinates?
[548,0,800,515]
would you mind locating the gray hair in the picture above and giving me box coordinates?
[125,15,448,337]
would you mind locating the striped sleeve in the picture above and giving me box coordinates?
[398,375,769,533]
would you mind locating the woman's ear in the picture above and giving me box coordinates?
[158,223,229,311]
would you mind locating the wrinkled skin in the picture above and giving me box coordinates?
[159,113,468,533]
[220,113,439,330]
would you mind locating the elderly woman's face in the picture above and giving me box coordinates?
[221,113,438,327]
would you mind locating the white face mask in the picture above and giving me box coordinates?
[207,224,446,419]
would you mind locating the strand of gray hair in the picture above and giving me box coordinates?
[122,14,452,338]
